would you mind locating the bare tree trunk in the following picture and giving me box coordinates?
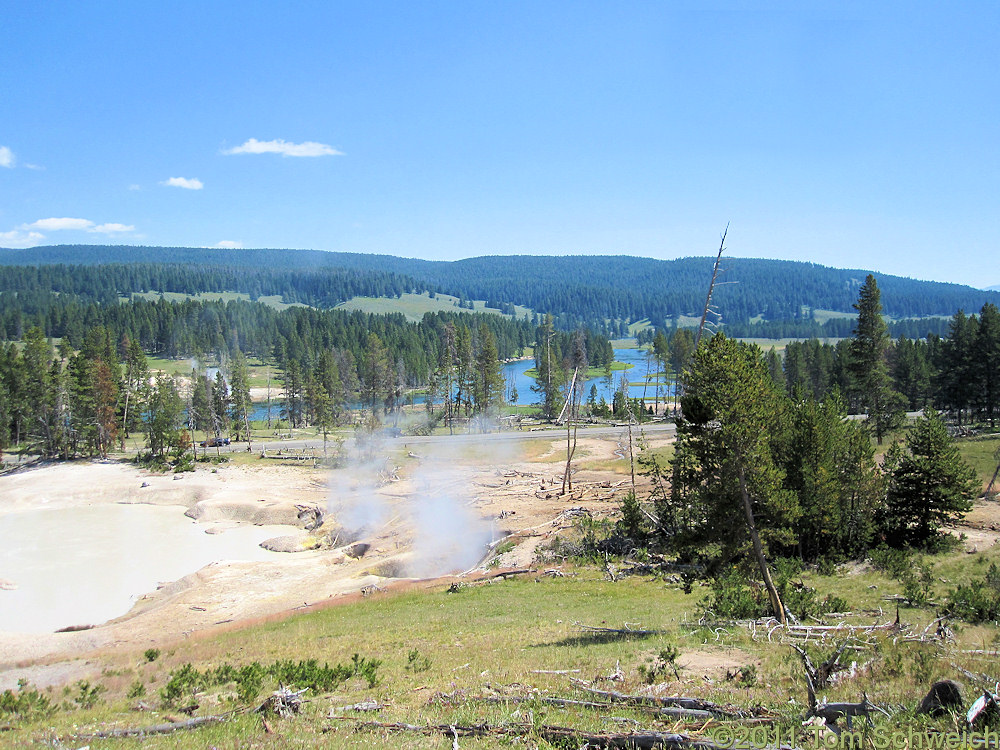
[562,367,580,494]
[121,389,130,451]
[266,366,272,429]
[736,463,785,623]
[695,224,728,349]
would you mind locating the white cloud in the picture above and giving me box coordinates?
[23,217,95,231]
[0,229,45,247]
[162,176,203,190]
[0,146,14,168]
[223,138,342,157]
[214,240,243,249]
[18,217,135,234]
[128,184,141,191]
[91,223,135,233]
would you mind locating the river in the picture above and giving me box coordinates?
[249,347,671,419]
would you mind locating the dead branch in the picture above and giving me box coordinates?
[329,698,385,713]
[529,669,581,674]
[570,681,734,717]
[790,640,855,694]
[255,685,308,717]
[343,720,730,749]
[475,694,716,720]
[76,714,230,739]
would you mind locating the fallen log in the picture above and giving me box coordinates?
[76,714,229,739]
[344,720,732,749]
[570,681,734,717]
[475,693,716,720]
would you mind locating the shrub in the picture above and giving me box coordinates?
[616,491,647,541]
[126,680,146,699]
[74,680,106,709]
[869,546,911,579]
[942,563,1000,623]
[0,680,54,720]
[160,654,383,706]
[405,649,432,673]
[638,646,680,684]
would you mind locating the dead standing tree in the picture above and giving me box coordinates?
[560,331,588,495]
[695,223,729,350]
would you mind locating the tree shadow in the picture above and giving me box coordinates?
[534,630,661,648]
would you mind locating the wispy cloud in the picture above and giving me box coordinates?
[0,229,45,247]
[128,184,141,191]
[0,146,14,168]
[19,217,135,234]
[223,138,342,157]
[23,217,95,231]
[213,240,243,249]
[162,176,203,190]
[91,222,135,233]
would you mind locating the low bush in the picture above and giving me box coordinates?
[160,654,383,706]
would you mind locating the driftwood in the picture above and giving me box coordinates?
[345,720,729,749]
[77,714,229,739]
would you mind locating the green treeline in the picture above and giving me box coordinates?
[2,295,532,384]
[664,335,977,606]
[0,295,619,457]
[3,246,998,335]
[773,304,1000,426]
[0,262,430,334]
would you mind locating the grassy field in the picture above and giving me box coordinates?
[735,337,843,352]
[336,292,533,323]
[146,355,282,389]
[125,291,308,312]
[6,533,1000,748]
[956,434,1000,490]
[6,420,1000,746]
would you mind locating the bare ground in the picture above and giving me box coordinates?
[0,431,659,689]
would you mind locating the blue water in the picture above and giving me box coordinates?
[248,347,672,420]
[501,347,673,407]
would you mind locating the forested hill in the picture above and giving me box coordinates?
[3,244,998,335]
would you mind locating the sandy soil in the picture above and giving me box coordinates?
[0,432,647,689]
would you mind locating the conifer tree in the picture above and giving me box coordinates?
[672,334,798,622]
[884,408,978,546]
[848,275,905,444]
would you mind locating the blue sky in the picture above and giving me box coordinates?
[1,1,997,287]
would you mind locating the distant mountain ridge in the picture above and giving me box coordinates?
[2,244,998,337]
